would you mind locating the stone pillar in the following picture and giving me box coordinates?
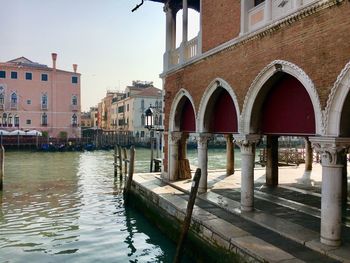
[182,0,188,43]
[197,133,211,193]
[164,4,176,70]
[240,0,248,35]
[237,135,260,212]
[179,133,189,159]
[311,137,350,247]
[264,0,272,23]
[168,132,182,181]
[266,135,279,186]
[179,0,188,64]
[225,134,235,175]
[301,137,313,183]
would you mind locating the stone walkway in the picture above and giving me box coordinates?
[133,164,350,262]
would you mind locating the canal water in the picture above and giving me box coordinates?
[0,148,234,263]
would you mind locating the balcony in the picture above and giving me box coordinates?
[246,0,318,33]
[0,104,4,111]
[41,123,48,127]
[41,104,48,110]
[164,35,200,70]
[71,105,79,111]
[10,103,17,110]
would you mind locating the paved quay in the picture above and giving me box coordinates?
[132,164,350,263]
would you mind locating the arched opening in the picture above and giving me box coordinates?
[203,87,238,134]
[171,95,196,180]
[259,74,315,135]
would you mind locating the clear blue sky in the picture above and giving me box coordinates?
[1,0,199,111]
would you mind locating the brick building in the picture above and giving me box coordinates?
[150,0,350,248]
[0,53,81,138]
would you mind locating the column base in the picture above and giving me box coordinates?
[198,187,207,194]
[320,236,341,247]
[241,205,253,212]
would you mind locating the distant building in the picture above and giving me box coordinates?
[93,81,163,139]
[81,112,93,129]
[0,53,81,138]
[110,83,163,140]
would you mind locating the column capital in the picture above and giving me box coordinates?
[310,137,350,167]
[196,133,212,148]
[170,131,182,143]
[235,134,261,154]
[163,2,171,13]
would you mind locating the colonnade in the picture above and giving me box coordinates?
[168,131,349,247]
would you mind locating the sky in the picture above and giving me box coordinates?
[0,0,199,111]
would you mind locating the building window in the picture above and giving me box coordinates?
[141,99,145,110]
[11,93,17,109]
[127,104,129,112]
[0,93,4,105]
[26,119,31,125]
[41,74,48,81]
[72,114,77,126]
[25,72,32,80]
[72,95,78,106]
[155,101,158,108]
[14,115,19,127]
[72,76,78,84]
[0,71,5,78]
[254,0,265,6]
[141,131,145,138]
[8,114,13,127]
[11,72,17,79]
[27,99,31,105]
[155,115,159,126]
[118,106,124,113]
[2,113,7,127]
[42,113,48,126]
[41,94,48,109]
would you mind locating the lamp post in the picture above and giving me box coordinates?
[145,105,164,172]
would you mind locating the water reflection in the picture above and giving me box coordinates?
[0,150,193,263]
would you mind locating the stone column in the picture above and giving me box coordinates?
[168,132,182,181]
[225,134,235,175]
[197,133,211,193]
[179,0,188,63]
[237,135,260,212]
[311,137,350,247]
[179,133,189,159]
[164,4,176,70]
[342,153,348,207]
[264,0,272,23]
[266,135,278,186]
[240,0,248,35]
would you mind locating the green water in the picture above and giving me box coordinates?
[0,150,196,263]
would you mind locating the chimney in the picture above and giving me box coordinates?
[51,53,57,69]
[73,64,78,73]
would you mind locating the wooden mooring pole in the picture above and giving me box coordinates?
[0,146,4,191]
[173,168,201,263]
[124,146,135,196]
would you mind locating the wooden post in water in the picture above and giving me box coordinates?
[174,168,201,263]
[118,146,123,179]
[150,137,154,172]
[123,147,128,176]
[0,146,4,191]
[124,146,135,196]
[114,146,118,177]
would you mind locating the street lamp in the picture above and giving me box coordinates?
[145,106,154,131]
[144,105,164,172]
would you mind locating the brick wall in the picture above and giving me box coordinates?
[162,1,350,172]
[202,0,241,52]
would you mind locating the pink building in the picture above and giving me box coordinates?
[0,53,81,138]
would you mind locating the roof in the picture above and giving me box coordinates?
[6,56,48,69]
[136,86,162,97]
[149,0,200,12]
